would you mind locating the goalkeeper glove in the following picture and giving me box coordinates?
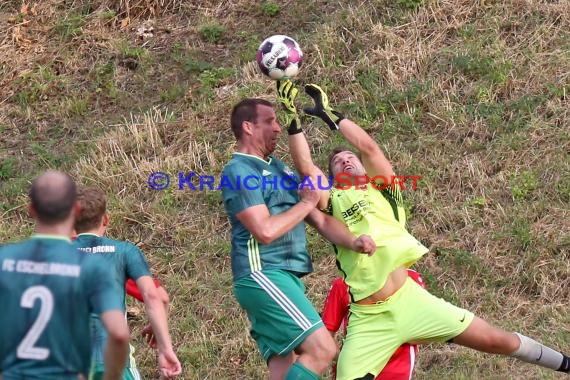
[276,79,302,135]
[303,84,345,131]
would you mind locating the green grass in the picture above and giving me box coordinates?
[1,0,569,379]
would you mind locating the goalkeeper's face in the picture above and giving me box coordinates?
[330,151,366,179]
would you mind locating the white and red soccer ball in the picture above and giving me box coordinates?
[256,35,303,80]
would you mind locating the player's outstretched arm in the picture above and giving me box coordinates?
[141,284,170,348]
[100,310,130,380]
[157,284,170,314]
[305,209,376,255]
[303,84,394,182]
[277,80,331,209]
[137,276,182,378]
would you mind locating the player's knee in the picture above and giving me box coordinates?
[306,335,337,370]
[324,340,339,362]
[315,334,338,364]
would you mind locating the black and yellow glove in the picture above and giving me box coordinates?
[303,84,345,131]
[276,79,302,135]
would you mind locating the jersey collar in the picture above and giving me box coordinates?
[234,152,272,165]
[31,233,71,243]
[76,233,101,237]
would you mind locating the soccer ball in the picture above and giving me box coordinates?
[256,35,303,80]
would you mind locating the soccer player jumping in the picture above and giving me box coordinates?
[277,79,570,380]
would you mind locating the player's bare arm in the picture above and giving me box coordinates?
[304,84,394,182]
[276,79,330,209]
[337,118,394,182]
[288,135,330,210]
[100,310,130,380]
[137,276,182,377]
[305,209,376,255]
[235,185,319,245]
[142,285,170,349]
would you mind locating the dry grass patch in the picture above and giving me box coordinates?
[1,0,568,378]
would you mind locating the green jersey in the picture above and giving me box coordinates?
[0,234,122,380]
[73,233,151,368]
[328,183,429,302]
[221,153,312,281]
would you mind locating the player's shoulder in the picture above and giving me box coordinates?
[223,154,256,172]
[271,157,297,176]
[221,155,262,190]
[106,237,142,256]
[0,239,25,254]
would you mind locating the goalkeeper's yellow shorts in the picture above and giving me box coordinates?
[337,277,474,380]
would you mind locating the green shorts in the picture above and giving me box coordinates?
[337,277,475,380]
[89,364,141,380]
[233,269,323,362]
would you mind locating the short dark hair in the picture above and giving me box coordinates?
[75,187,107,233]
[327,146,357,176]
[29,171,77,223]
[230,98,273,140]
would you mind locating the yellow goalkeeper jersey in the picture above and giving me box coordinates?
[327,182,428,302]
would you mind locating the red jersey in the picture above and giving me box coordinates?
[322,269,426,380]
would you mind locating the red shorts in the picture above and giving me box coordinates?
[376,344,416,380]
[327,269,425,379]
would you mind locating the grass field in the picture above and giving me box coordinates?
[1,0,568,379]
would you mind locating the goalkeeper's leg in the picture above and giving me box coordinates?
[452,316,570,373]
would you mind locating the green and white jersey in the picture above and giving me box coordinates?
[327,183,429,302]
[0,234,122,380]
[222,153,313,281]
[73,234,151,369]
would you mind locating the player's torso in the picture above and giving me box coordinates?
[73,235,131,366]
[74,234,140,368]
[74,235,128,305]
[330,184,407,241]
[329,185,428,301]
[224,154,312,279]
[0,237,92,378]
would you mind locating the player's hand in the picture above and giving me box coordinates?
[298,185,320,207]
[158,349,182,378]
[141,324,157,348]
[276,79,302,135]
[351,234,376,256]
[303,84,345,130]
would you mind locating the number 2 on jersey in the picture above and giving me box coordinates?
[17,285,54,360]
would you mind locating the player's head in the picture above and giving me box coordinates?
[328,147,366,179]
[231,98,281,157]
[28,170,77,225]
[74,186,108,234]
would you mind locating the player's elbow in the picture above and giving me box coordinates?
[249,225,280,244]
[109,327,130,347]
[255,231,275,245]
[142,286,161,305]
[158,287,170,305]
[105,317,130,346]
[359,141,381,156]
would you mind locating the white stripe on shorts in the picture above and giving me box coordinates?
[129,367,142,380]
[251,271,312,330]
[407,345,415,380]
